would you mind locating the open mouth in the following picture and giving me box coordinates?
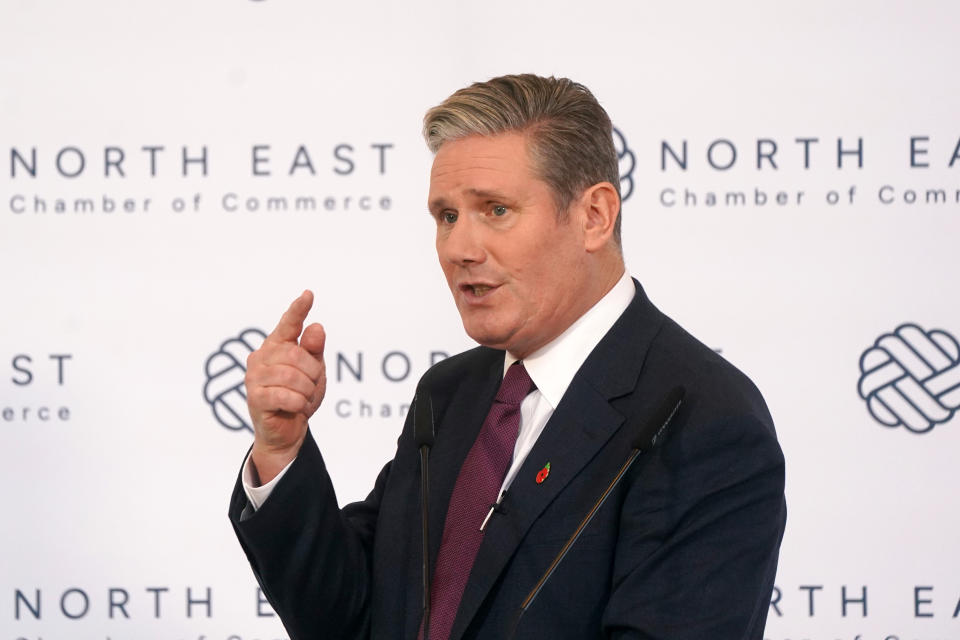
[460,283,497,297]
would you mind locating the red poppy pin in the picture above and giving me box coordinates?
[536,462,551,484]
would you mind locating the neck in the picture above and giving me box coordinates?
[508,256,626,360]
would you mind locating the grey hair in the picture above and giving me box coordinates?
[423,74,621,242]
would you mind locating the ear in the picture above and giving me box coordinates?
[579,182,620,252]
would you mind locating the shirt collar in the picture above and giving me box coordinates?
[504,270,635,409]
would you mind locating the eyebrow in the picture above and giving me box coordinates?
[465,188,509,200]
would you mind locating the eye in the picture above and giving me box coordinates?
[492,204,508,217]
[441,211,458,224]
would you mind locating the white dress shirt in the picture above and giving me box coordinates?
[243,270,635,510]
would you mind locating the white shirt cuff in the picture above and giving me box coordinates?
[241,451,295,511]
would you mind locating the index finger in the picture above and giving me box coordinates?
[268,290,314,343]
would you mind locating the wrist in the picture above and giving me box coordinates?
[250,437,303,485]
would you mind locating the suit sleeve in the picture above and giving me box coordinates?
[602,412,786,639]
[228,428,391,640]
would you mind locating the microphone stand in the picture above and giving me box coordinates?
[414,389,435,640]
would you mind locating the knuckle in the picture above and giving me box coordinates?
[286,343,302,361]
[280,367,301,388]
[266,387,286,408]
[245,362,264,385]
[247,386,267,409]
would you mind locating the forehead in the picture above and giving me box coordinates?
[428,132,541,204]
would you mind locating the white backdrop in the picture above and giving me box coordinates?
[2,1,959,639]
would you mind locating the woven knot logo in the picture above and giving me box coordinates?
[857,323,960,433]
[203,328,266,432]
[613,127,635,202]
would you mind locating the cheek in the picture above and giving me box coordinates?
[438,259,455,285]
[529,250,585,306]
[510,267,554,315]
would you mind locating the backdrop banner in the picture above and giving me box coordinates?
[2,1,958,639]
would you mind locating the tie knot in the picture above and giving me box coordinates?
[496,361,535,405]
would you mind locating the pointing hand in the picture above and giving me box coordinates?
[245,290,327,484]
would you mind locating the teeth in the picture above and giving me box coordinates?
[471,285,491,295]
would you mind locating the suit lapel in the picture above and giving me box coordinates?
[426,349,505,569]
[402,349,504,640]
[448,280,666,639]
[450,380,625,640]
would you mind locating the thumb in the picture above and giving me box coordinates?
[300,322,326,358]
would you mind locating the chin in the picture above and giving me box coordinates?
[462,324,512,351]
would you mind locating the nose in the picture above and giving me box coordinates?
[437,213,486,266]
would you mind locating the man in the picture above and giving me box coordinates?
[230,74,786,640]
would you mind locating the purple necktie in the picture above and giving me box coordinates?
[423,361,535,640]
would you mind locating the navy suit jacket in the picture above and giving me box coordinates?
[229,281,786,639]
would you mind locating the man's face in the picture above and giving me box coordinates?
[428,132,593,358]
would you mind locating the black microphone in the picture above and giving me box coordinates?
[413,381,435,640]
[509,386,686,637]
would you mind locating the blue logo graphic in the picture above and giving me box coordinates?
[858,323,960,433]
[203,328,267,432]
[613,127,635,202]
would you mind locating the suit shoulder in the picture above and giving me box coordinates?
[408,345,502,432]
[419,345,501,385]
[641,316,784,499]
[412,345,502,408]
[649,316,774,430]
